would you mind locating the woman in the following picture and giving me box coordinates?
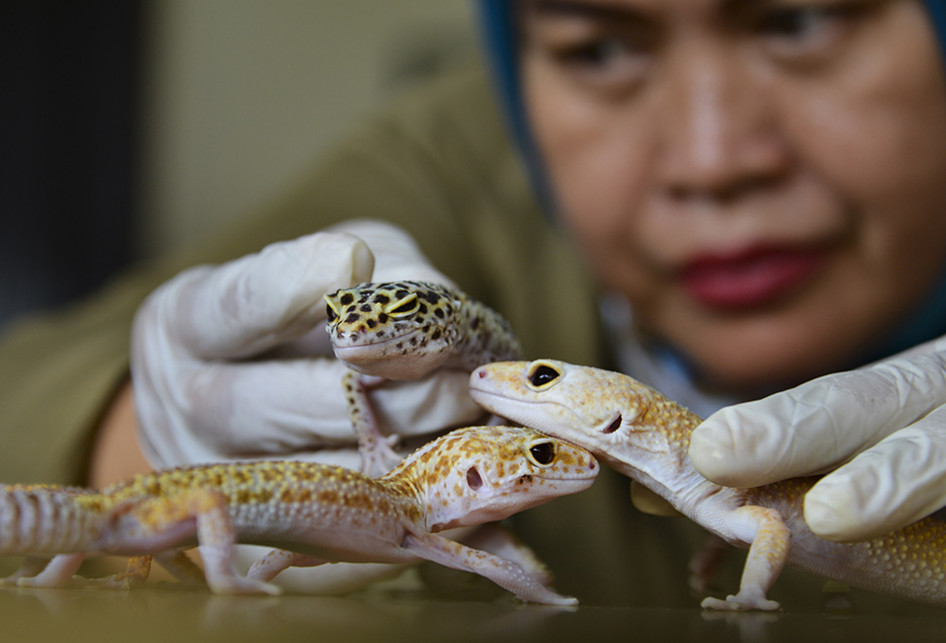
[3,0,946,606]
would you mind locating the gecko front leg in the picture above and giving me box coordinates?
[701,506,791,611]
[403,530,576,606]
[343,370,403,477]
[460,523,554,587]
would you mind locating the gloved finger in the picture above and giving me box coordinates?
[175,360,484,456]
[369,373,486,435]
[804,403,946,541]
[328,219,455,285]
[166,232,375,360]
[690,350,946,487]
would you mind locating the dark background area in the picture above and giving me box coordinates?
[1,3,146,329]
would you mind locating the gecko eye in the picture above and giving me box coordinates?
[323,296,340,323]
[527,362,561,389]
[527,441,556,466]
[386,293,420,318]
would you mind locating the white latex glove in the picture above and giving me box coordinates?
[131,219,484,470]
[689,335,946,542]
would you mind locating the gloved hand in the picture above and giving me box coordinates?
[689,335,946,542]
[131,219,484,471]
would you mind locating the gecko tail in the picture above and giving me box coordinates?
[0,484,104,554]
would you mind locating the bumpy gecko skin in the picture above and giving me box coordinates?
[470,360,946,610]
[324,281,522,380]
[0,426,597,605]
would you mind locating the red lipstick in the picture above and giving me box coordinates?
[680,245,827,309]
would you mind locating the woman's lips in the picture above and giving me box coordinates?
[680,245,828,309]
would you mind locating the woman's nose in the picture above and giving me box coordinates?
[654,45,791,202]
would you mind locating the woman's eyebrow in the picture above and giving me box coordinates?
[525,0,643,23]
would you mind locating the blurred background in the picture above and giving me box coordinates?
[0,1,476,330]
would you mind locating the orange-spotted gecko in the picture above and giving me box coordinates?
[0,425,597,605]
[470,359,946,610]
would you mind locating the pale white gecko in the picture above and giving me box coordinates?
[470,359,946,610]
[0,425,597,605]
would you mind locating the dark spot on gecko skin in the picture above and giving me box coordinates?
[345,313,360,324]
[378,313,389,324]
[373,294,390,305]
[471,318,480,331]
[340,293,354,306]
[367,319,377,329]
[396,290,409,299]
[434,308,445,319]
[360,304,371,312]
[431,329,442,341]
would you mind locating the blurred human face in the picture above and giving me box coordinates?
[521,0,946,391]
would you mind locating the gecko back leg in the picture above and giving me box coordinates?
[114,488,281,595]
[246,549,327,582]
[0,554,85,588]
[700,505,791,611]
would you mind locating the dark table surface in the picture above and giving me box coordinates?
[6,581,946,643]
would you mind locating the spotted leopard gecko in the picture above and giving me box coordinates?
[0,425,597,605]
[324,281,522,475]
[470,359,946,610]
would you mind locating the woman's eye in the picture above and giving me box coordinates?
[542,33,653,91]
[761,6,829,36]
[753,2,868,59]
[555,37,631,68]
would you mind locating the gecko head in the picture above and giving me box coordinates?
[323,281,462,379]
[419,426,598,532]
[469,360,670,455]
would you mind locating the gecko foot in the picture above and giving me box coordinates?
[206,575,283,596]
[360,435,404,477]
[701,593,780,611]
[515,583,578,607]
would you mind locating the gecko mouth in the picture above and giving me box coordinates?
[332,329,426,361]
[332,327,423,348]
[466,388,583,426]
